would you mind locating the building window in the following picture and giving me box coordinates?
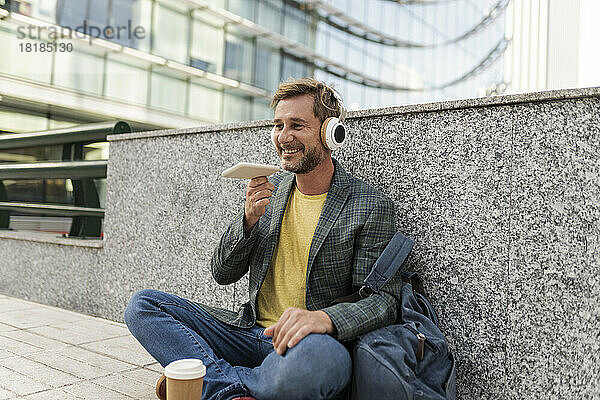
[0,27,52,84]
[281,54,307,81]
[227,0,256,22]
[87,0,110,28]
[252,98,272,121]
[109,0,136,47]
[224,33,253,84]
[283,4,310,46]
[190,14,224,74]
[57,0,86,28]
[257,0,282,34]
[188,81,222,122]
[152,3,189,63]
[150,72,187,114]
[104,57,149,105]
[57,0,139,48]
[53,49,104,96]
[254,42,280,92]
[223,91,251,122]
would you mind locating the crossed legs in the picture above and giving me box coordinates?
[124,289,351,400]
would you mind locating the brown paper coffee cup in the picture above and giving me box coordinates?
[164,359,206,400]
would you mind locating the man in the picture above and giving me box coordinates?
[124,78,402,400]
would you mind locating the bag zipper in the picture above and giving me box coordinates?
[417,333,427,361]
[405,324,438,360]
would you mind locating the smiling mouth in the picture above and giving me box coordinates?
[281,148,302,156]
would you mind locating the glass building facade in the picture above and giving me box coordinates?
[0,0,507,132]
[0,0,507,235]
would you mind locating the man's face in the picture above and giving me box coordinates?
[272,94,329,174]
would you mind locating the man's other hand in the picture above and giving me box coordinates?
[263,308,334,355]
[244,176,275,233]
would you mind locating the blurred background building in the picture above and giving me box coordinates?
[504,0,600,93]
[1,0,512,133]
[1,0,599,133]
[0,0,598,234]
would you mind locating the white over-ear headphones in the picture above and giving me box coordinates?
[319,85,347,151]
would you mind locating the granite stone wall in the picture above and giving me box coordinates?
[1,88,598,398]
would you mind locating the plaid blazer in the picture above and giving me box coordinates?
[205,158,400,342]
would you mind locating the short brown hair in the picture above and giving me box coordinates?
[270,77,342,123]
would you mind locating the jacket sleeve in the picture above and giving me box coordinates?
[210,210,259,285]
[321,196,401,342]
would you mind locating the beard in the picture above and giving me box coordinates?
[278,144,327,174]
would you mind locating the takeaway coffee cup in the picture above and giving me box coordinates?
[164,359,206,400]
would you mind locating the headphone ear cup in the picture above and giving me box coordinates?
[320,118,332,150]
[320,117,346,151]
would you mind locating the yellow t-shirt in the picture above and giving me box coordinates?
[255,185,327,328]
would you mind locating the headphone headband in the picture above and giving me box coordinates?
[321,84,346,123]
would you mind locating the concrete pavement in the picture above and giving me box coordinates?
[0,293,161,399]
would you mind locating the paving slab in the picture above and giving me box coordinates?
[27,320,127,345]
[62,381,131,399]
[0,387,16,400]
[26,350,115,381]
[21,388,82,399]
[144,363,163,373]
[60,346,136,373]
[80,336,157,366]
[93,373,156,399]
[0,308,83,330]
[0,348,19,361]
[0,366,52,397]
[0,356,80,388]
[0,322,18,333]
[0,330,70,351]
[122,367,163,386]
[0,299,40,314]
[0,335,44,357]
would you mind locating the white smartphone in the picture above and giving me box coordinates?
[221,162,280,179]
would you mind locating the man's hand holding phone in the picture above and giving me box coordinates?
[244,177,274,233]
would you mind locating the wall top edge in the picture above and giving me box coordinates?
[107,86,600,142]
[0,230,104,248]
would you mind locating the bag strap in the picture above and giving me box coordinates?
[364,232,415,293]
[329,232,414,306]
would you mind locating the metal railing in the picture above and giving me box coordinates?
[0,121,131,238]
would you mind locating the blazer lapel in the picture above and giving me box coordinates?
[306,159,350,280]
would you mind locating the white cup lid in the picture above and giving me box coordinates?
[164,359,206,380]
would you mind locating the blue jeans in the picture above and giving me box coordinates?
[124,289,351,400]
